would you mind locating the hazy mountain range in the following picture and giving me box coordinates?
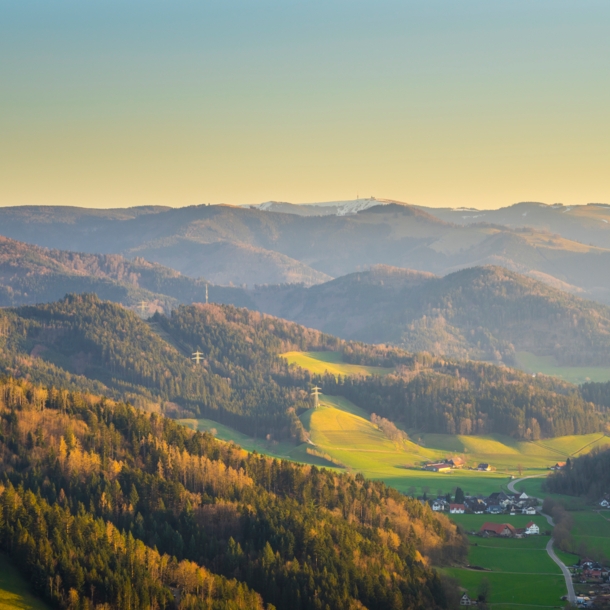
[1,201,609,305]
[2,236,610,369]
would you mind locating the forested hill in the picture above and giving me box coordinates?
[546,447,610,498]
[243,265,610,367]
[0,294,607,440]
[1,202,610,304]
[0,235,252,311]
[5,234,610,370]
[0,375,465,609]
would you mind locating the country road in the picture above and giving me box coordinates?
[508,476,576,604]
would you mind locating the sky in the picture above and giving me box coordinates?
[1,1,609,210]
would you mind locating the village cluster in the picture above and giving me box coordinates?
[428,490,539,517]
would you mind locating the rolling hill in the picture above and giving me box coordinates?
[0,235,254,311]
[3,236,610,376]
[419,201,610,250]
[1,202,610,303]
[0,294,606,442]
[243,265,610,369]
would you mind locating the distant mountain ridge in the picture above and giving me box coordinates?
[2,236,610,370]
[244,265,610,367]
[1,202,609,303]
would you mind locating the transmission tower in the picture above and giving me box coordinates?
[311,386,322,409]
[139,301,148,314]
[192,350,204,364]
[206,283,209,304]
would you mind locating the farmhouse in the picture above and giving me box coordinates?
[479,522,516,537]
[522,506,537,515]
[450,503,465,514]
[432,499,447,512]
[424,462,452,473]
[478,463,492,471]
[459,593,472,606]
[525,521,540,535]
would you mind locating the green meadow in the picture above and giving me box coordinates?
[182,392,609,498]
[282,350,394,377]
[0,554,49,610]
[515,350,610,384]
[569,511,610,558]
[444,514,567,609]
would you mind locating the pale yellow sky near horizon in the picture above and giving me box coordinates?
[1,1,608,210]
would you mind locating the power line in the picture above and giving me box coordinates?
[311,386,322,409]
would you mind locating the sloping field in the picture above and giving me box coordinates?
[570,511,610,558]
[181,396,609,497]
[0,554,50,610]
[282,351,393,377]
[515,351,610,384]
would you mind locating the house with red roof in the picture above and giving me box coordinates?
[479,522,516,537]
[525,521,539,535]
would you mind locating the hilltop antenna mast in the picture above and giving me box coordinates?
[206,283,209,304]
[192,350,204,364]
[311,386,322,409]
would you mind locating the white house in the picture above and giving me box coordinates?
[522,507,537,515]
[525,521,540,535]
[450,503,465,514]
[459,593,472,606]
[432,500,446,512]
[600,499,610,508]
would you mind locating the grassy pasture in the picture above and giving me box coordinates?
[569,511,610,558]
[444,569,566,608]
[178,417,339,468]
[0,554,50,610]
[467,545,559,574]
[282,351,393,377]
[450,513,550,533]
[515,351,610,384]
[181,391,609,498]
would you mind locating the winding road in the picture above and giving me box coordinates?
[507,476,576,604]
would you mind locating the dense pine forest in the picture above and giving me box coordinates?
[0,294,608,441]
[545,447,610,498]
[0,376,465,609]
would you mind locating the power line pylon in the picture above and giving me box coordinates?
[139,301,148,315]
[192,350,204,364]
[311,386,322,409]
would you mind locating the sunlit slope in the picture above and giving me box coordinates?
[180,394,609,497]
[282,351,393,376]
[0,554,50,610]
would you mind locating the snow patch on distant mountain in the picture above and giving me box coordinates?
[250,197,398,216]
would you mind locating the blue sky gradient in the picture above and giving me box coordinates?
[1,1,609,208]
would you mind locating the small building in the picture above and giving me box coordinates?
[448,457,465,468]
[522,506,537,515]
[600,499,610,508]
[459,593,472,606]
[551,462,566,471]
[480,522,516,537]
[478,463,491,471]
[487,504,504,515]
[432,499,446,512]
[525,521,540,535]
[424,462,452,473]
[450,503,465,514]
